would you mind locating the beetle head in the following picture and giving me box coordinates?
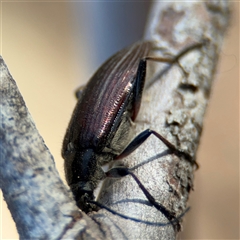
[70,181,98,213]
[62,143,105,211]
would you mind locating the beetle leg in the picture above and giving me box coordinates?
[146,42,204,64]
[89,197,188,227]
[131,55,176,120]
[116,128,196,166]
[106,167,176,220]
[132,42,204,120]
[146,42,205,88]
[131,58,147,121]
[105,166,189,228]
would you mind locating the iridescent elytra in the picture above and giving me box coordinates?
[62,40,199,225]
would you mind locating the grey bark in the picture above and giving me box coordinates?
[0,1,230,240]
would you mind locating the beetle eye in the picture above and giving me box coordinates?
[67,142,75,152]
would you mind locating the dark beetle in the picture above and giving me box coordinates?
[62,41,151,211]
[62,41,197,220]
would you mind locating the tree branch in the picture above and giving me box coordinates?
[95,1,230,239]
[0,1,230,240]
[0,56,109,239]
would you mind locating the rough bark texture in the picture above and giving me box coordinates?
[0,1,230,240]
[0,56,110,239]
[94,1,230,239]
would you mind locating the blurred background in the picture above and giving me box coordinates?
[0,1,238,239]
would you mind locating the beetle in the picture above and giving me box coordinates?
[62,40,200,224]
